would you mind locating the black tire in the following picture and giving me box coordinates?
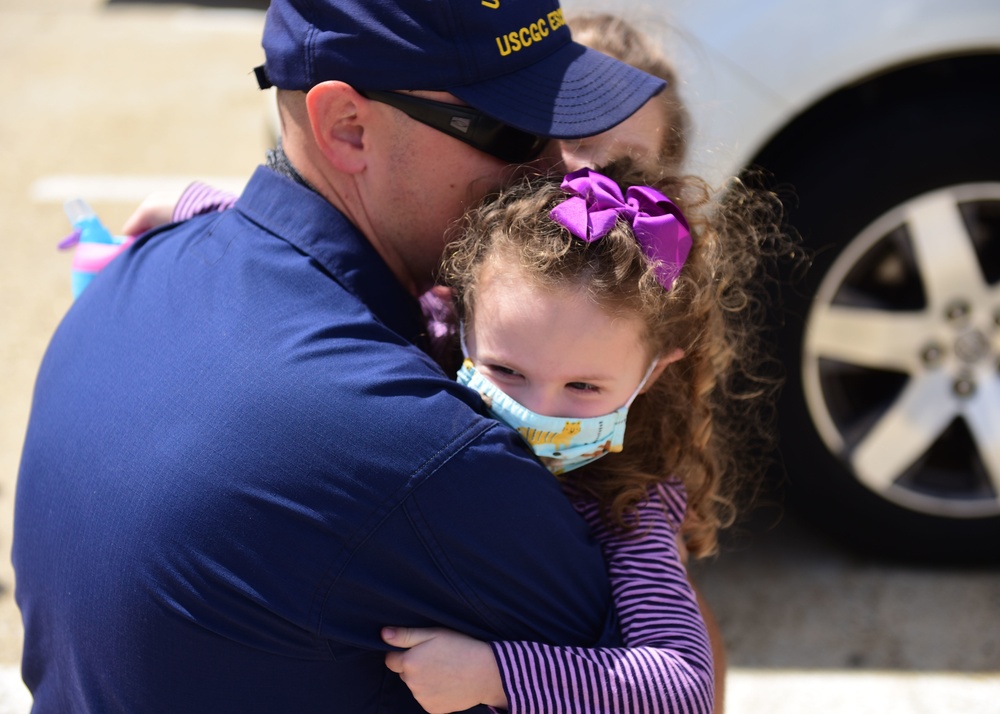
[760,67,1000,562]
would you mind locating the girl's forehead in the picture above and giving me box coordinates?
[476,259,642,330]
[474,260,583,321]
[471,263,650,366]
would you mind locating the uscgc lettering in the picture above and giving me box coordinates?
[495,8,565,57]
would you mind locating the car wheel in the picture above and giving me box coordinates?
[763,80,1000,561]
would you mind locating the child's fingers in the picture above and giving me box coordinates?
[381,626,442,650]
[384,649,404,674]
[120,190,182,236]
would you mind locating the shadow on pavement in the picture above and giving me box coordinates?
[692,505,1000,673]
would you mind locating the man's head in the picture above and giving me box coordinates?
[255,0,664,140]
[258,0,666,294]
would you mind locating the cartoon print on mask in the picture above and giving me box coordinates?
[519,422,582,451]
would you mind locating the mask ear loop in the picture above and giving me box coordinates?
[624,358,661,409]
[605,357,661,455]
[458,322,471,360]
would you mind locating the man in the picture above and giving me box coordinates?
[13,1,664,711]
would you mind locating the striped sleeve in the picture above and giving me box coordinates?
[171,182,238,222]
[490,482,714,714]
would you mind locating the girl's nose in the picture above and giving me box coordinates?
[521,387,563,418]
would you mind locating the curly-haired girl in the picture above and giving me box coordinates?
[380,161,779,714]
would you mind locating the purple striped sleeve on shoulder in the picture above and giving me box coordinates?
[172,182,238,222]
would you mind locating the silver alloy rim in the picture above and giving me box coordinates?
[802,183,1000,518]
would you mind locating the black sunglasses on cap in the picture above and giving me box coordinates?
[356,89,549,164]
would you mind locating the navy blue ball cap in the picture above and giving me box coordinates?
[256,0,666,140]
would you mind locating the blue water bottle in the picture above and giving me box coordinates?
[60,199,134,298]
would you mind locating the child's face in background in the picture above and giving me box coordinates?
[559,97,667,173]
[465,262,654,419]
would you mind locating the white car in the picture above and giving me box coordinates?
[565,0,1000,560]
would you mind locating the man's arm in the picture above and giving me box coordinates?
[381,485,715,714]
[318,423,620,654]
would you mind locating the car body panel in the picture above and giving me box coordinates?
[564,0,1000,558]
[563,0,1000,182]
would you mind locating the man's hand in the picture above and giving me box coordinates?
[382,626,508,713]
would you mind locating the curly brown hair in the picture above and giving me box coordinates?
[441,160,784,558]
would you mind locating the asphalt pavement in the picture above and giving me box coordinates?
[1,2,997,712]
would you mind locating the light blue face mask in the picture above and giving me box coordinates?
[456,357,657,475]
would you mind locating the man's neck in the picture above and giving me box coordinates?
[266,141,316,193]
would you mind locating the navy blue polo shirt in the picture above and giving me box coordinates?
[13,167,619,713]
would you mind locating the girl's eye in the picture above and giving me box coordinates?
[566,382,600,393]
[486,364,522,379]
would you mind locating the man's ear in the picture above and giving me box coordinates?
[305,81,367,174]
[642,347,685,392]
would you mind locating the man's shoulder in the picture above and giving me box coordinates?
[288,344,546,483]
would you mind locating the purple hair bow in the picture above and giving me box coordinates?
[549,167,692,291]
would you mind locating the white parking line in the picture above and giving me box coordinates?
[0,666,29,714]
[30,175,248,204]
[727,669,1000,714]
[168,8,265,34]
[2,664,997,713]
